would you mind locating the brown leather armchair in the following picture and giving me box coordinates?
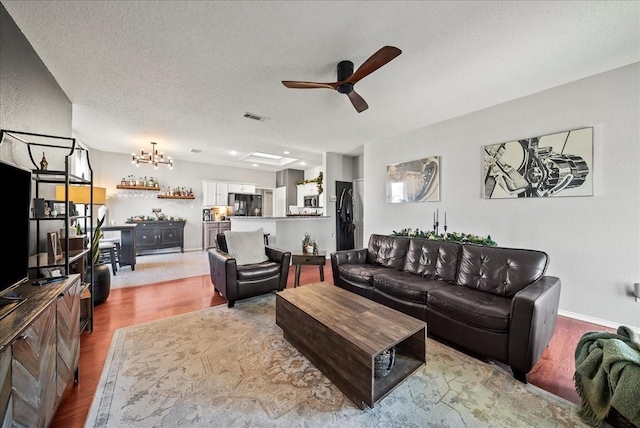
[208,233,291,308]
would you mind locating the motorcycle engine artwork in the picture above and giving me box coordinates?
[484,127,593,198]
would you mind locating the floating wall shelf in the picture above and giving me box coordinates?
[157,195,195,200]
[116,185,159,191]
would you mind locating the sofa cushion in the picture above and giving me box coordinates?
[404,238,460,282]
[366,234,410,270]
[427,285,512,332]
[374,271,449,304]
[338,264,390,286]
[224,228,269,266]
[456,244,548,297]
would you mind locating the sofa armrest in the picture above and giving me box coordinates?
[208,248,238,303]
[509,275,561,374]
[266,246,291,290]
[330,248,368,283]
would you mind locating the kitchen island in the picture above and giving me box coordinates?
[229,216,331,256]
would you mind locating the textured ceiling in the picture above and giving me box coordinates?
[2,1,639,171]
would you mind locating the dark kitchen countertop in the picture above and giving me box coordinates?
[229,216,330,219]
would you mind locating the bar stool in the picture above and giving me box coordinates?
[98,240,118,275]
[101,234,122,269]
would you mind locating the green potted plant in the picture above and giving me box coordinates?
[92,214,105,265]
[87,214,111,305]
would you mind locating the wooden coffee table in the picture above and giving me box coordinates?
[275,282,426,409]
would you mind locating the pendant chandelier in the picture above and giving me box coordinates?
[132,142,173,169]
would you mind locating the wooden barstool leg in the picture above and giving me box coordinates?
[109,247,117,275]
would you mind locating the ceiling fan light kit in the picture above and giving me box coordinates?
[132,141,174,169]
[282,46,402,113]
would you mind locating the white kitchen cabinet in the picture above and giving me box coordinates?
[216,182,229,205]
[296,184,305,207]
[228,183,256,194]
[305,183,319,196]
[297,183,320,206]
[203,180,216,206]
[202,181,230,206]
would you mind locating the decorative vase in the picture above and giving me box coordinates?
[86,262,111,306]
[374,347,396,378]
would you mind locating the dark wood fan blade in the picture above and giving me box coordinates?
[282,81,338,90]
[347,90,368,113]
[346,46,402,85]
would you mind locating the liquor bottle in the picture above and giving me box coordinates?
[40,152,48,170]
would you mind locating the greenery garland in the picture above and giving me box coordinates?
[391,228,497,247]
[296,172,323,195]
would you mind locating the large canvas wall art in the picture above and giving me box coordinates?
[386,157,440,203]
[483,127,593,199]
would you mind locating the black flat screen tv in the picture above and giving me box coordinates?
[0,160,31,319]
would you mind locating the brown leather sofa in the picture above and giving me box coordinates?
[209,233,291,308]
[330,234,561,382]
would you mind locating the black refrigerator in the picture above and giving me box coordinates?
[228,193,263,216]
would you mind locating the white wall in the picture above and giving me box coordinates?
[0,3,74,254]
[0,5,72,140]
[364,63,640,329]
[323,152,356,255]
[353,154,364,180]
[89,150,276,251]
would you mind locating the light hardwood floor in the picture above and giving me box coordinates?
[51,252,610,427]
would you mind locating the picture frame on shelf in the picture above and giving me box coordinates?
[53,202,66,216]
[47,231,63,262]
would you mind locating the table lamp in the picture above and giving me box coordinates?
[55,185,106,206]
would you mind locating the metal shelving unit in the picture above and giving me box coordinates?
[0,129,95,333]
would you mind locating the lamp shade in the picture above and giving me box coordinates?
[55,185,106,205]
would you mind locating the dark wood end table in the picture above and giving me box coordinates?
[291,251,326,287]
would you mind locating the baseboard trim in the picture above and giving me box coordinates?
[559,310,640,334]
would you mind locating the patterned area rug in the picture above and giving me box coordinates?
[86,294,588,427]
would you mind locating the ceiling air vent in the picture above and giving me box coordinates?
[189,148,202,153]
[243,112,270,122]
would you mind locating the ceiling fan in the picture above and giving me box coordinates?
[282,46,402,113]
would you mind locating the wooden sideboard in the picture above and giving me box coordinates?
[130,220,186,255]
[0,274,81,427]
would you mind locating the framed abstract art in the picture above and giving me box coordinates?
[484,127,593,199]
[386,157,440,203]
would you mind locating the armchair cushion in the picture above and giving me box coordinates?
[223,228,269,266]
[237,261,281,281]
